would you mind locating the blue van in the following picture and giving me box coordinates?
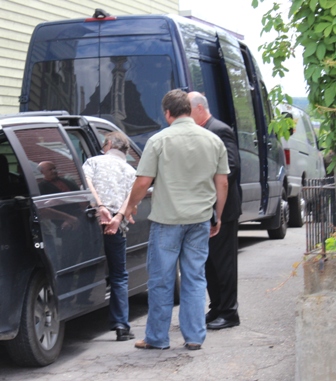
[20,12,288,239]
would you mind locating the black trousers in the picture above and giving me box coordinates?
[206,219,239,320]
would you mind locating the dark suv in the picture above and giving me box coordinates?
[0,112,151,366]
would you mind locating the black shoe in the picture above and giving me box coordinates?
[116,328,135,341]
[207,316,240,330]
[205,310,219,324]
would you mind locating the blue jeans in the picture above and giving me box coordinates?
[145,221,210,348]
[104,230,130,330]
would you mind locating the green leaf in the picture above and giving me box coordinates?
[307,12,316,26]
[264,20,274,32]
[289,0,304,16]
[324,25,333,36]
[296,7,313,18]
[310,0,319,11]
[324,86,336,106]
[314,22,332,33]
[297,22,311,32]
[305,65,316,79]
[316,43,327,60]
[320,15,334,22]
[312,67,322,82]
[251,0,259,8]
[320,0,336,9]
[304,42,317,57]
[332,4,336,14]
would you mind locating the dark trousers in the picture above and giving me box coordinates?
[104,230,130,330]
[206,219,239,320]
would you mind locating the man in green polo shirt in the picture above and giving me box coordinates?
[125,89,229,351]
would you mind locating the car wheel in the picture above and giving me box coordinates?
[288,193,305,227]
[173,261,181,305]
[268,187,289,239]
[6,271,64,367]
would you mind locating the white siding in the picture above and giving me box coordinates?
[0,0,179,114]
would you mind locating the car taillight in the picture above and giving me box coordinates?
[284,148,290,165]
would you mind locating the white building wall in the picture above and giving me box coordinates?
[0,0,179,114]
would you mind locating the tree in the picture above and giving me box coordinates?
[252,0,336,172]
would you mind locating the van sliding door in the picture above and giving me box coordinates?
[194,35,263,221]
[239,44,283,215]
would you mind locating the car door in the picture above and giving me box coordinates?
[3,121,106,321]
[83,119,150,295]
[60,117,150,295]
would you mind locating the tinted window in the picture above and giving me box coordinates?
[225,60,257,152]
[98,56,173,137]
[66,130,92,165]
[15,128,83,195]
[260,81,272,127]
[28,55,175,143]
[302,114,317,147]
[28,59,99,115]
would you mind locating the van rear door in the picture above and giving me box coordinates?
[20,16,178,149]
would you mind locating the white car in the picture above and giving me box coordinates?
[279,104,326,227]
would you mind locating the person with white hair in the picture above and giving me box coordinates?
[83,131,136,342]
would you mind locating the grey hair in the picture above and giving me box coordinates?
[104,131,130,154]
[189,92,210,110]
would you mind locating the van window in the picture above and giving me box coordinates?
[28,55,175,139]
[98,56,173,136]
[260,81,272,127]
[188,59,205,94]
[28,59,99,114]
[14,128,83,195]
[225,59,257,150]
[302,114,317,148]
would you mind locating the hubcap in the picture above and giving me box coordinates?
[34,285,59,350]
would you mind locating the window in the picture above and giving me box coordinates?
[302,115,317,148]
[28,55,175,144]
[0,139,28,199]
[96,127,140,169]
[15,128,83,195]
[66,130,92,166]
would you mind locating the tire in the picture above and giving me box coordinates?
[268,187,289,240]
[173,262,181,306]
[288,193,305,227]
[6,271,65,367]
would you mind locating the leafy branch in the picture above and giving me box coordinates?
[252,0,336,168]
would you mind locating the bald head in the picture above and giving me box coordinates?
[38,161,58,181]
[187,92,211,126]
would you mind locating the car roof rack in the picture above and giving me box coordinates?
[0,110,69,120]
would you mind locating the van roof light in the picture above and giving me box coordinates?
[85,8,117,22]
[93,9,110,18]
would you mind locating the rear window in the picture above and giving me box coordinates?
[27,55,175,143]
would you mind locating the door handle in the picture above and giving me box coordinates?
[85,206,97,219]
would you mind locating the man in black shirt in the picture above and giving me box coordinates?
[188,92,242,329]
